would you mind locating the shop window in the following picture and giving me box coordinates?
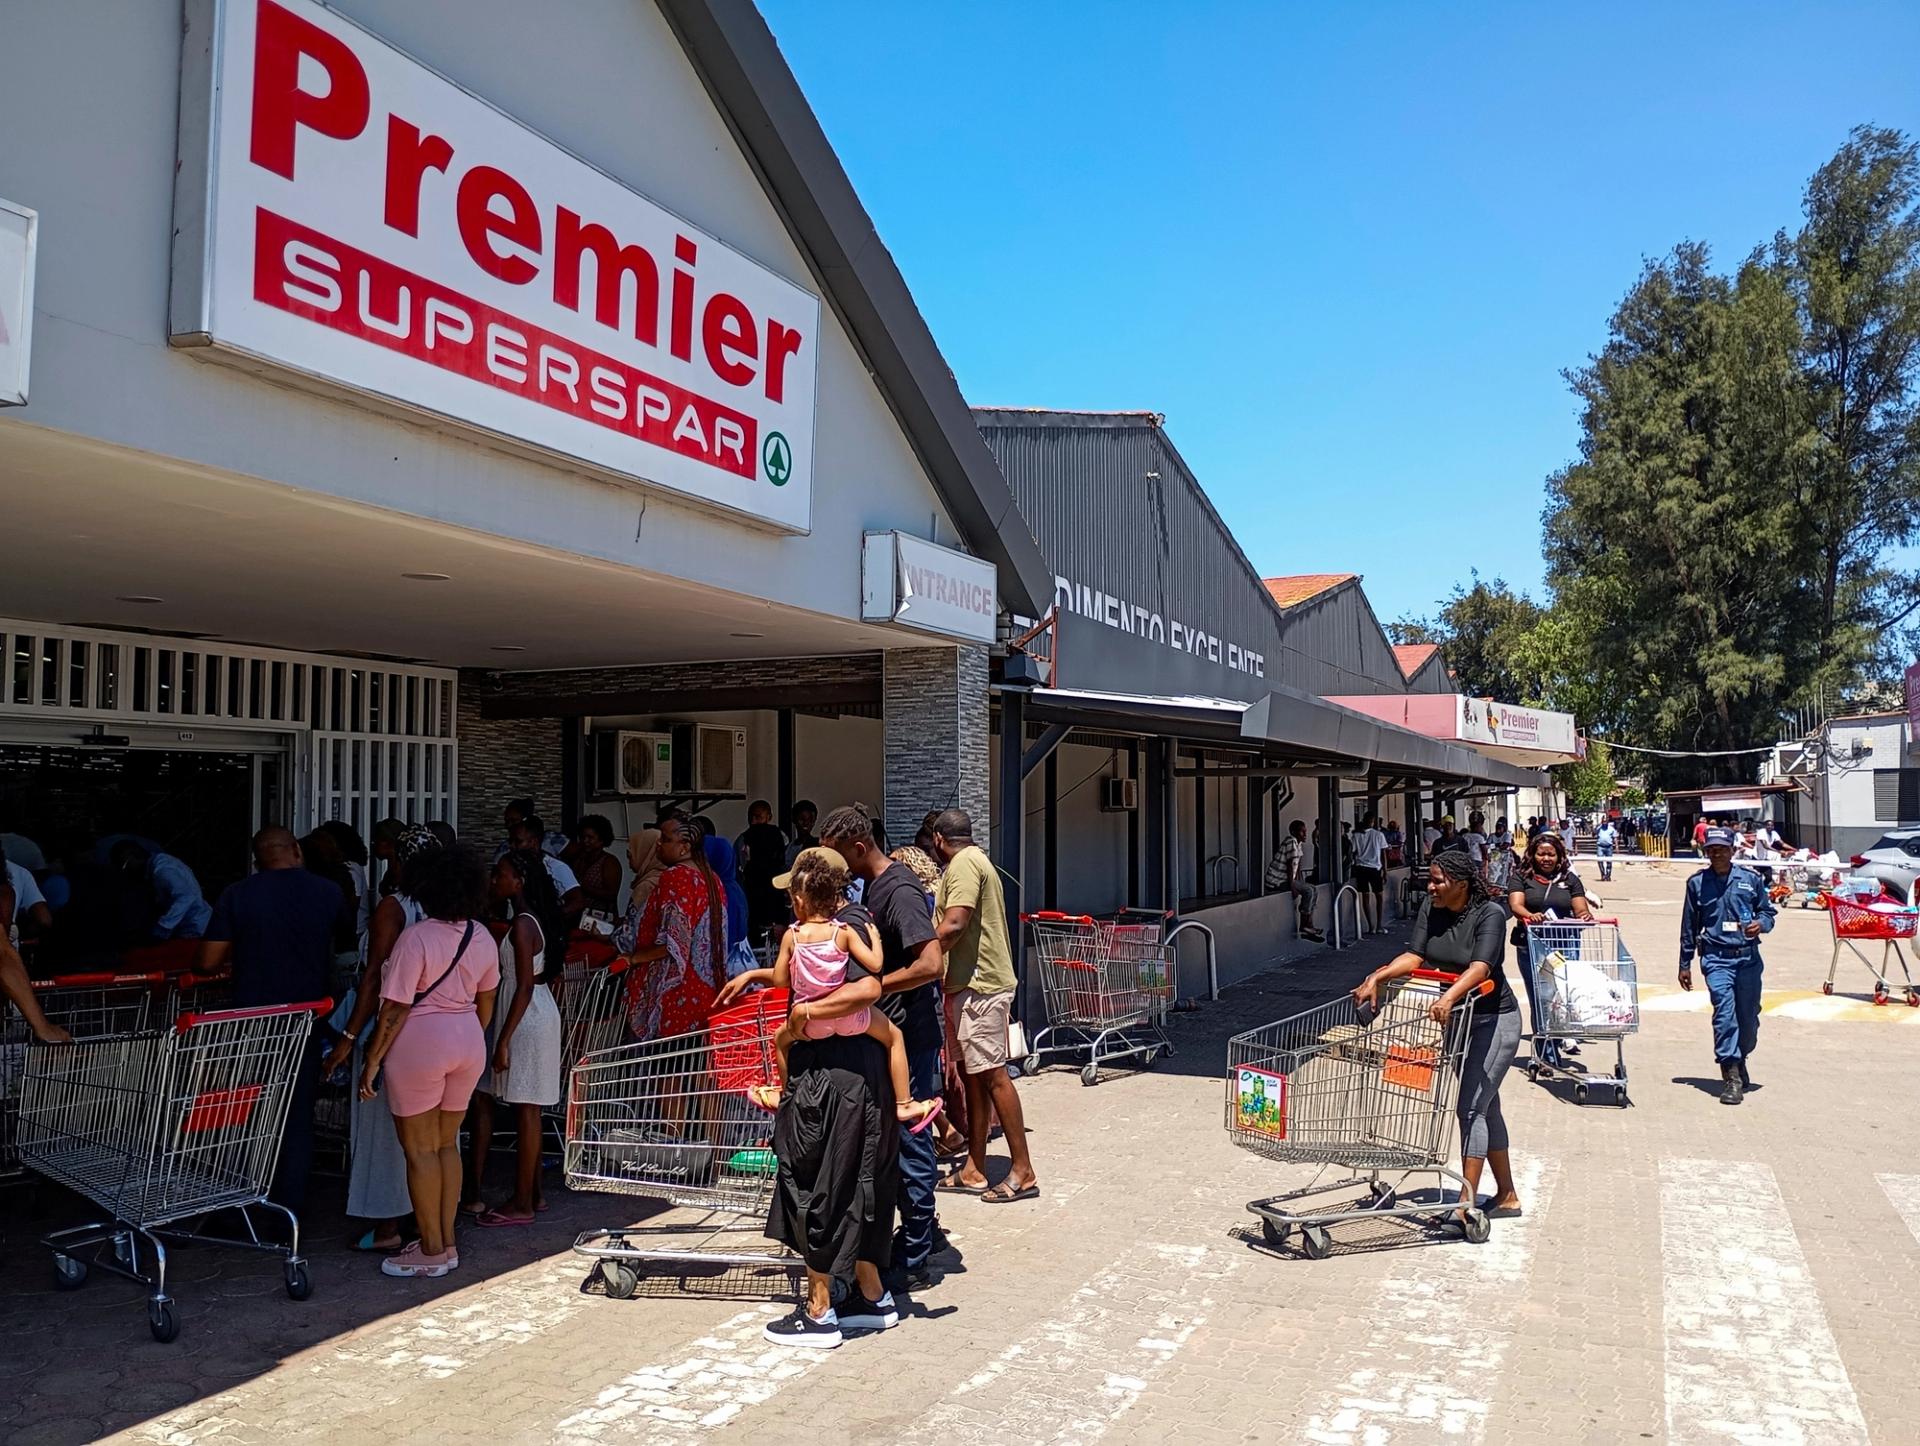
[39,637,59,707]
[181,653,198,715]
[97,645,118,710]
[132,648,151,713]
[12,635,32,705]
[156,650,174,714]
[1874,768,1920,823]
[68,640,87,708]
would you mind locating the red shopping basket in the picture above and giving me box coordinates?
[1828,896,1920,941]
[709,988,790,1094]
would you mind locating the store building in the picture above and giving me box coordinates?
[0,0,1050,934]
[1767,710,1918,857]
[976,409,1541,992]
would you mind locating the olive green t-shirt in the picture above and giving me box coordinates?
[935,844,1017,996]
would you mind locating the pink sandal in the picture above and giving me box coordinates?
[475,1208,535,1228]
[903,1098,945,1136]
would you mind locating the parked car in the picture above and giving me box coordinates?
[1850,830,1920,903]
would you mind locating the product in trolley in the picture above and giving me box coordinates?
[1522,920,1638,1106]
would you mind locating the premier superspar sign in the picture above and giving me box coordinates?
[171,0,820,531]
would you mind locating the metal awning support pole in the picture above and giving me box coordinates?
[1126,741,1142,908]
[996,688,1027,1022]
[1022,723,1071,780]
[1144,737,1168,912]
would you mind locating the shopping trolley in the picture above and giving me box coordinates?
[167,970,234,1018]
[1521,920,1638,1106]
[566,988,793,1298]
[541,956,636,1154]
[1821,894,1920,1005]
[1021,912,1175,1085]
[1228,970,1492,1258]
[1781,857,1844,908]
[0,971,166,1178]
[16,997,330,1341]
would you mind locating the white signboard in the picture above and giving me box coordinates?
[1457,695,1577,754]
[172,0,820,530]
[0,198,35,407]
[862,532,998,644]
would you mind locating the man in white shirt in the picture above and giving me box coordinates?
[510,815,584,918]
[1461,811,1488,867]
[1350,814,1388,936]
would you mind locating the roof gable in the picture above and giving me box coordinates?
[1264,574,1358,610]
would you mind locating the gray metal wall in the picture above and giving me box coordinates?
[979,412,1418,702]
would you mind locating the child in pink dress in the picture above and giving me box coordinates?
[747,851,942,1130]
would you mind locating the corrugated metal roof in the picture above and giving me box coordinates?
[1264,574,1358,609]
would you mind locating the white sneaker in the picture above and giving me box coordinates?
[381,1242,453,1278]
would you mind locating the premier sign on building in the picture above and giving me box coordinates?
[170,0,821,531]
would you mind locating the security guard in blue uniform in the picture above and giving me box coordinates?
[1678,826,1776,1105]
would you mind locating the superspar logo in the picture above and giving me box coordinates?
[186,0,821,525]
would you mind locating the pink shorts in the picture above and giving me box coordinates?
[801,1003,872,1041]
[383,1010,487,1117]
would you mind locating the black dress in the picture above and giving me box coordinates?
[763,976,899,1277]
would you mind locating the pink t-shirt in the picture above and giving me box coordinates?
[381,918,500,1015]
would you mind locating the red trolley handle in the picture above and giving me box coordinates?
[1021,912,1095,924]
[29,970,170,990]
[176,996,335,1034]
[1528,916,1619,927]
[1409,967,1496,997]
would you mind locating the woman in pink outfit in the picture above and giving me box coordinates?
[360,847,499,1279]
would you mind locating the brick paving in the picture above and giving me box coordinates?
[0,864,1913,1442]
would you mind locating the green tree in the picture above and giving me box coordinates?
[1388,575,1543,701]
[1555,739,1616,811]
[1782,125,1920,684]
[1543,242,1810,786]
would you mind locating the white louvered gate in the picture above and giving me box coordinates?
[0,618,457,833]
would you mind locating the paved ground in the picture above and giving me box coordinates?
[3,863,1917,1444]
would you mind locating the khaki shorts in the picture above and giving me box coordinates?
[954,988,1014,1074]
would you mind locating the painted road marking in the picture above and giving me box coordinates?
[1640,990,1920,1023]
[1876,1173,1920,1251]
[893,1241,1231,1446]
[1660,1158,1868,1445]
[1300,1155,1560,1444]
[552,1305,824,1441]
[136,1256,594,1442]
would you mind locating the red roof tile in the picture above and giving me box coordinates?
[1393,643,1440,676]
[1263,573,1357,609]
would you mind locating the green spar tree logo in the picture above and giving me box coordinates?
[762,431,792,487]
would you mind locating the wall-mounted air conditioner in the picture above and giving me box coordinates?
[676,723,748,795]
[1101,776,1139,812]
[589,730,674,795]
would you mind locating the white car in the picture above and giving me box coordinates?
[1851,830,1920,903]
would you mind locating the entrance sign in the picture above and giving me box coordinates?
[862,532,998,644]
[171,0,820,531]
[0,197,35,407]
[1456,696,1576,754]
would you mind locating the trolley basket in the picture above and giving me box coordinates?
[1820,894,1920,1006]
[1521,920,1637,1106]
[566,988,795,1295]
[1227,970,1492,1257]
[1022,912,1174,1086]
[1,971,166,1178]
[16,998,330,1342]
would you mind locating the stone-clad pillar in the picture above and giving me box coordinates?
[883,646,990,847]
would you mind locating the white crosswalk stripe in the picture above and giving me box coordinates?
[1876,1172,1920,1249]
[1298,1155,1560,1444]
[892,1241,1233,1446]
[1660,1157,1869,1445]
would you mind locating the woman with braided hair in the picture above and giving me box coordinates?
[1353,848,1525,1226]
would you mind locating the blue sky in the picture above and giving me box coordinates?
[759,0,1920,625]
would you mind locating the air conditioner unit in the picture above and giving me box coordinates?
[1101,776,1139,812]
[589,730,673,795]
[676,723,749,795]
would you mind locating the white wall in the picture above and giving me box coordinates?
[1803,717,1912,855]
[0,0,959,626]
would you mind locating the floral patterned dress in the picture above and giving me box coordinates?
[619,861,724,1040]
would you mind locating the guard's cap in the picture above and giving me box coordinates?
[1704,827,1736,850]
[773,845,842,892]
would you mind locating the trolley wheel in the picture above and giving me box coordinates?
[284,1262,312,1301]
[1525,1060,1542,1082]
[1573,1082,1589,1105]
[1874,984,1891,1006]
[1260,1217,1292,1250]
[603,1263,640,1301]
[1081,1063,1099,1087]
[1300,1226,1333,1260]
[1616,1090,1631,1108]
[148,1299,180,1344]
[1461,1209,1492,1245]
[1821,980,1834,996]
[51,1253,86,1291]
[1021,1055,1042,1076]
[1907,990,1920,1009]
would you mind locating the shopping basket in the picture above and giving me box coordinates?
[566,987,793,1297]
[0,971,166,1178]
[1821,894,1920,1005]
[1227,969,1492,1258]
[1022,912,1174,1085]
[1521,920,1637,1106]
[17,997,330,1342]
